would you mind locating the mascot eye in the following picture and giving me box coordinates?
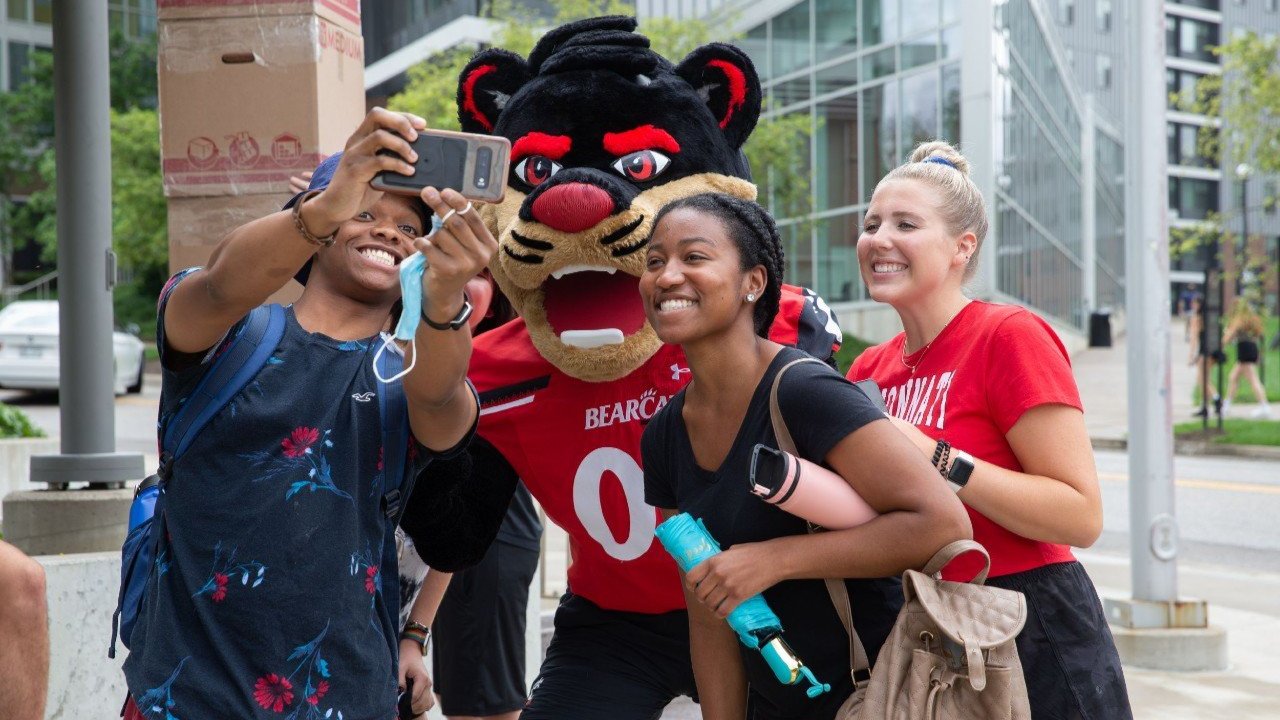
[611,150,671,182]
[514,156,563,187]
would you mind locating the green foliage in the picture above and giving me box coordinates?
[0,403,46,439]
[834,333,874,375]
[1174,419,1280,446]
[109,30,158,112]
[3,32,166,331]
[745,105,814,223]
[1168,216,1224,262]
[1183,32,1280,173]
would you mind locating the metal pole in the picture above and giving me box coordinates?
[1123,0,1177,603]
[52,0,115,454]
[26,1,143,489]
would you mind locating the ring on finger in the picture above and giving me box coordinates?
[457,202,474,216]
[439,208,458,226]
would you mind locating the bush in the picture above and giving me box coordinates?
[0,403,45,439]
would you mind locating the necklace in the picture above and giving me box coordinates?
[899,302,970,375]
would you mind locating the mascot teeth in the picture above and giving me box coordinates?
[560,329,626,348]
[551,265,618,280]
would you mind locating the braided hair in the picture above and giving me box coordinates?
[652,193,785,337]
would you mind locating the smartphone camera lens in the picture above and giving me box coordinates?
[475,147,493,190]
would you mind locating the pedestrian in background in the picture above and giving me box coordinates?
[1188,295,1225,418]
[396,271,542,720]
[848,141,1133,719]
[1222,301,1272,419]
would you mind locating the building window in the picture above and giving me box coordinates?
[1167,122,1215,167]
[1270,0,1278,11]
[1169,177,1220,220]
[1167,68,1211,109]
[1166,15,1221,63]
[7,41,30,89]
[771,1,811,77]
[1097,0,1112,32]
[1059,0,1075,25]
[32,0,49,23]
[1169,0,1221,8]
[7,0,26,20]
[1096,55,1112,90]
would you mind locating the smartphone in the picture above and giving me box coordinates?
[372,128,511,203]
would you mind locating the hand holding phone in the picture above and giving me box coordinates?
[372,128,511,203]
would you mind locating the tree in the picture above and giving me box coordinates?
[388,1,811,222]
[2,30,163,330]
[1178,31,1280,318]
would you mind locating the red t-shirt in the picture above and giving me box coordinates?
[471,286,835,614]
[847,301,1081,579]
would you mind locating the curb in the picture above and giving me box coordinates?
[1091,436,1280,461]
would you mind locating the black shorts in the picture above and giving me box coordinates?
[431,541,539,716]
[521,592,697,720]
[988,561,1133,720]
[1238,340,1260,364]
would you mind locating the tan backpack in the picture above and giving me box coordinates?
[768,359,1031,719]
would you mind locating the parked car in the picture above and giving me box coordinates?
[0,300,146,395]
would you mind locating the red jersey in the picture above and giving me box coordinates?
[470,286,837,614]
[847,301,1081,579]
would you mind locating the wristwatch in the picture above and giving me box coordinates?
[421,297,473,331]
[945,448,975,493]
[400,621,431,656]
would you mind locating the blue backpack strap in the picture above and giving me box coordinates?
[162,304,287,461]
[377,348,410,520]
[110,304,286,658]
[376,348,410,629]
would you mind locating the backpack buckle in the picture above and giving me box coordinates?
[382,488,402,520]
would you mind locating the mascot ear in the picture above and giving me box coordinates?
[457,49,531,134]
[675,43,762,150]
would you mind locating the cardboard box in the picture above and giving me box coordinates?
[168,193,304,303]
[157,0,361,33]
[158,10,365,198]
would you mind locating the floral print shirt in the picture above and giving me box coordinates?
[123,272,449,720]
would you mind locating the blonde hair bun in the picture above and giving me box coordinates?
[909,141,971,177]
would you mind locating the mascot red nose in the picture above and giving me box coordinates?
[401,15,842,717]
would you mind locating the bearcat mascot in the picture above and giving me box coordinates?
[399,16,841,718]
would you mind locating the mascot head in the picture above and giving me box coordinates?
[457,15,762,381]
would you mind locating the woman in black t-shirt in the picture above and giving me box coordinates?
[639,194,971,720]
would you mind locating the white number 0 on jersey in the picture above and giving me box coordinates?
[572,447,657,561]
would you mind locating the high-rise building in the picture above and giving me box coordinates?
[1061,0,1280,311]
[648,0,1125,342]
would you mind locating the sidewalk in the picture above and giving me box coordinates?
[1073,316,1278,456]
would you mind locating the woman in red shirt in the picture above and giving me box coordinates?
[847,141,1132,719]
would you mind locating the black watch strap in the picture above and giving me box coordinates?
[421,298,473,331]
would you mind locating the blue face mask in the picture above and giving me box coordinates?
[373,213,441,384]
[373,252,428,384]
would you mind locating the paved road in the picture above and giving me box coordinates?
[0,374,161,458]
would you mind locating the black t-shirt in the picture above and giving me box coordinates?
[642,346,902,720]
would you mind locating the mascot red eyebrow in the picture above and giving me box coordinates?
[400,16,841,718]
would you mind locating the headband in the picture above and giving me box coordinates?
[922,156,957,170]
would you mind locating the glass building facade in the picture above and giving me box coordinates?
[735,0,1120,332]
[738,0,963,305]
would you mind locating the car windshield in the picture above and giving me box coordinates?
[0,303,59,331]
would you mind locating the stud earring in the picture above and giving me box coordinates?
[745,293,757,302]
